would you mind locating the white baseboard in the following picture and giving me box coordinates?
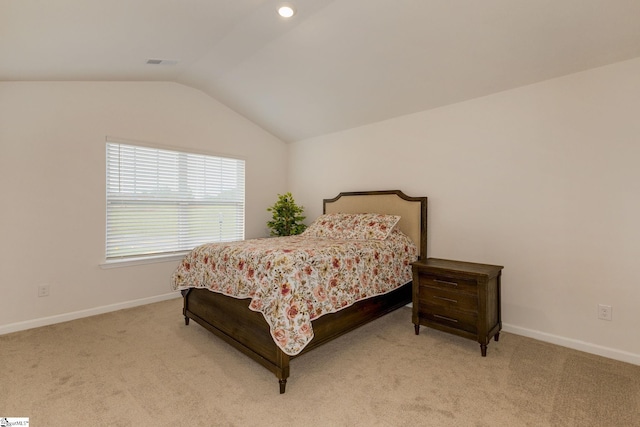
[0,292,181,336]
[502,323,640,366]
[2,297,638,367]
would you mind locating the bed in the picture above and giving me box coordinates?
[172,190,428,393]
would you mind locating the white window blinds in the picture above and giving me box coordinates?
[106,141,245,259]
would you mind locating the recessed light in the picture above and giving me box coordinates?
[278,5,296,18]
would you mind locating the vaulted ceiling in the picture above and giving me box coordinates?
[3,0,640,142]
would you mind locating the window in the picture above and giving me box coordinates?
[106,140,245,260]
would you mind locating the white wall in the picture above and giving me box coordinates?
[289,57,640,364]
[0,81,287,330]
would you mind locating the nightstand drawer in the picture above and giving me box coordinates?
[416,272,477,294]
[421,308,478,335]
[417,285,478,312]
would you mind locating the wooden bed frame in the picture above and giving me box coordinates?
[181,190,428,393]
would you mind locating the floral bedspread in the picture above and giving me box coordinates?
[171,229,418,355]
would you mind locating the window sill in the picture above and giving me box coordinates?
[100,252,188,269]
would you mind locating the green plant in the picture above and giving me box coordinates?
[267,192,306,236]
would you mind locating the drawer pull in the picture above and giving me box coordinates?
[434,279,458,287]
[434,296,458,303]
[434,314,458,323]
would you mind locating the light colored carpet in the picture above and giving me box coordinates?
[1,298,639,426]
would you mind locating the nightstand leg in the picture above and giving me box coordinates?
[480,344,487,357]
[414,324,420,335]
[494,332,500,342]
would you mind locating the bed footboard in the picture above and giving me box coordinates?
[182,282,411,393]
[182,288,291,392]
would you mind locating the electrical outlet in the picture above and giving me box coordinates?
[598,304,612,321]
[38,284,50,297]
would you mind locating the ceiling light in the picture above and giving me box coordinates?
[278,5,296,18]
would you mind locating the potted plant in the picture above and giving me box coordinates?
[267,192,307,236]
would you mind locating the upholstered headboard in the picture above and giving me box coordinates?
[323,190,427,260]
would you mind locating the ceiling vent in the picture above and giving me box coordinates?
[146,59,179,65]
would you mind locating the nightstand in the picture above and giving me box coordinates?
[412,258,503,356]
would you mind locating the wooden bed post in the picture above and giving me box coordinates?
[277,350,290,393]
[181,289,191,325]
